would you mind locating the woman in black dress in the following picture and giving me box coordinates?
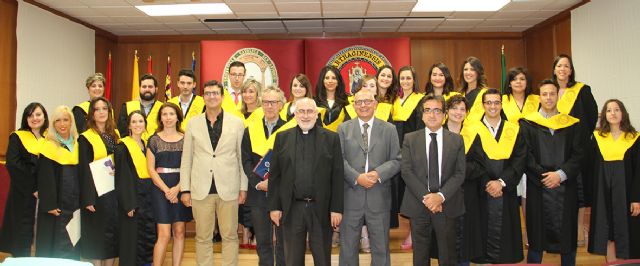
[0,102,48,257]
[78,97,120,266]
[588,99,640,261]
[115,110,157,265]
[35,105,81,259]
[147,103,192,266]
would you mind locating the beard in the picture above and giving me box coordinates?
[140,92,156,101]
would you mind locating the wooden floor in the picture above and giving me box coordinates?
[0,215,606,265]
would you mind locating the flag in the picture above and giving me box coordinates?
[105,51,112,101]
[191,51,197,94]
[165,56,172,100]
[147,55,153,74]
[500,45,506,94]
[131,50,140,101]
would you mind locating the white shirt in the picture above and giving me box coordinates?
[179,94,193,116]
[482,116,502,137]
[425,127,444,190]
[227,87,242,103]
[359,118,373,172]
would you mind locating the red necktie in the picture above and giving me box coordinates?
[233,92,239,105]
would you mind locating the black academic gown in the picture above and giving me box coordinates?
[78,136,119,259]
[519,118,585,254]
[0,133,38,256]
[467,120,526,263]
[588,135,640,259]
[115,142,156,266]
[35,144,80,259]
[72,103,89,133]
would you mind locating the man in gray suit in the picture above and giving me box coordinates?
[401,94,465,266]
[338,90,401,266]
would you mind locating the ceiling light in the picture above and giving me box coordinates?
[412,0,511,12]
[136,3,233,16]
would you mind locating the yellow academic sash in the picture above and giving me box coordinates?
[345,103,393,121]
[248,119,298,157]
[279,102,292,121]
[392,93,424,122]
[468,120,520,160]
[120,137,150,179]
[40,139,78,165]
[443,91,462,102]
[594,132,640,161]
[81,129,119,162]
[557,82,585,115]
[243,108,265,128]
[14,130,44,156]
[459,125,477,155]
[126,100,162,140]
[522,112,579,130]
[319,107,346,132]
[221,89,244,119]
[502,94,540,123]
[465,88,488,122]
[169,95,206,131]
[75,101,90,114]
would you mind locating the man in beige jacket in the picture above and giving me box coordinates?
[180,80,248,266]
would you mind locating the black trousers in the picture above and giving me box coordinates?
[410,211,458,266]
[281,201,332,266]
[251,205,286,266]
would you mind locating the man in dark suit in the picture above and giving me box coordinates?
[401,94,466,266]
[241,87,290,266]
[268,97,344,266]
[338,90,400,266]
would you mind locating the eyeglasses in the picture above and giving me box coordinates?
[423,108,443,114]
[483,100,502,106]
[262,100,281,106]
[295,109,316,116]
[203,91,221,97]
[354,99,374,106]
[230,73,245,79]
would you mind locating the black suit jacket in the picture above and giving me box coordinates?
[400,128,466,218]
[267,126,344,226]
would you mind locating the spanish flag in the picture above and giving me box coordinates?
[131,50,140,101]
[165,55,172,100]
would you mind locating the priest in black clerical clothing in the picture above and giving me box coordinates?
[520,79,585,266]
[268,97,344,266]
[242,87,292,266]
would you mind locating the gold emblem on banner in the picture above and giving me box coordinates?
[223,48,279,88]
[327,45,391,94]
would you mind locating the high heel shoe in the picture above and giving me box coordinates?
[360,236,371,253]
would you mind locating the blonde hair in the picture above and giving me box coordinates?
[240,78,263,114]
[46,105,78,146]
[85,73,105,89]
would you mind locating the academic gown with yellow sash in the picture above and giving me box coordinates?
[221,89,244,119]
[279,102,296,122]
[0,131,44,256]
[519,112,585,254]
[115,137,156,265]
[242,107,265,128]
[117,100,163,140]
[588,132,640,259]
[35,138,80,259]
[465,119,526,263]
[78,129,120,259]
[317,101,347,132]
[463,88,488,122]
[242,118,297,207]
[73,101,90,133]
[502,94,540,123]
[168,94,205,131]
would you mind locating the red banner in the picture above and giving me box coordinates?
[304,38,411,94]
[201,40,305,97]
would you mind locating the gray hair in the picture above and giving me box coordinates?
[263,85,286,104]
[294,97,317,112]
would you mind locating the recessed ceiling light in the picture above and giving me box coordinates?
[135,3,233,16]
[412,0,511,12]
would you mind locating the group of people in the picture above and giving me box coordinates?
[0,54,637,266]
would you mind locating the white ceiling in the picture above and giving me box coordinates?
[32,0,582,36]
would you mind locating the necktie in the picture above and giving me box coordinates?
[233,92,239,105]
[362,123,369,154]
[428,133,439,192]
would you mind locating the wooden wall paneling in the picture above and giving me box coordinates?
[0,0,18,160]
[554,16,572,56]
[525,25,557,88]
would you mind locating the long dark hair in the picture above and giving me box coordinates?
[314,65,348,107]
[87,97,119,140]
[597,99,637,138]
[398,65,419,97]
[459,56,487,93]
[425,62,455,96]
[156,102,184,133]
[376,65,399,103]
[503,67,533,99]
[551,54,577,88]
[19,102,49,135]
[289,73,313,101]
[126,110,147,137]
